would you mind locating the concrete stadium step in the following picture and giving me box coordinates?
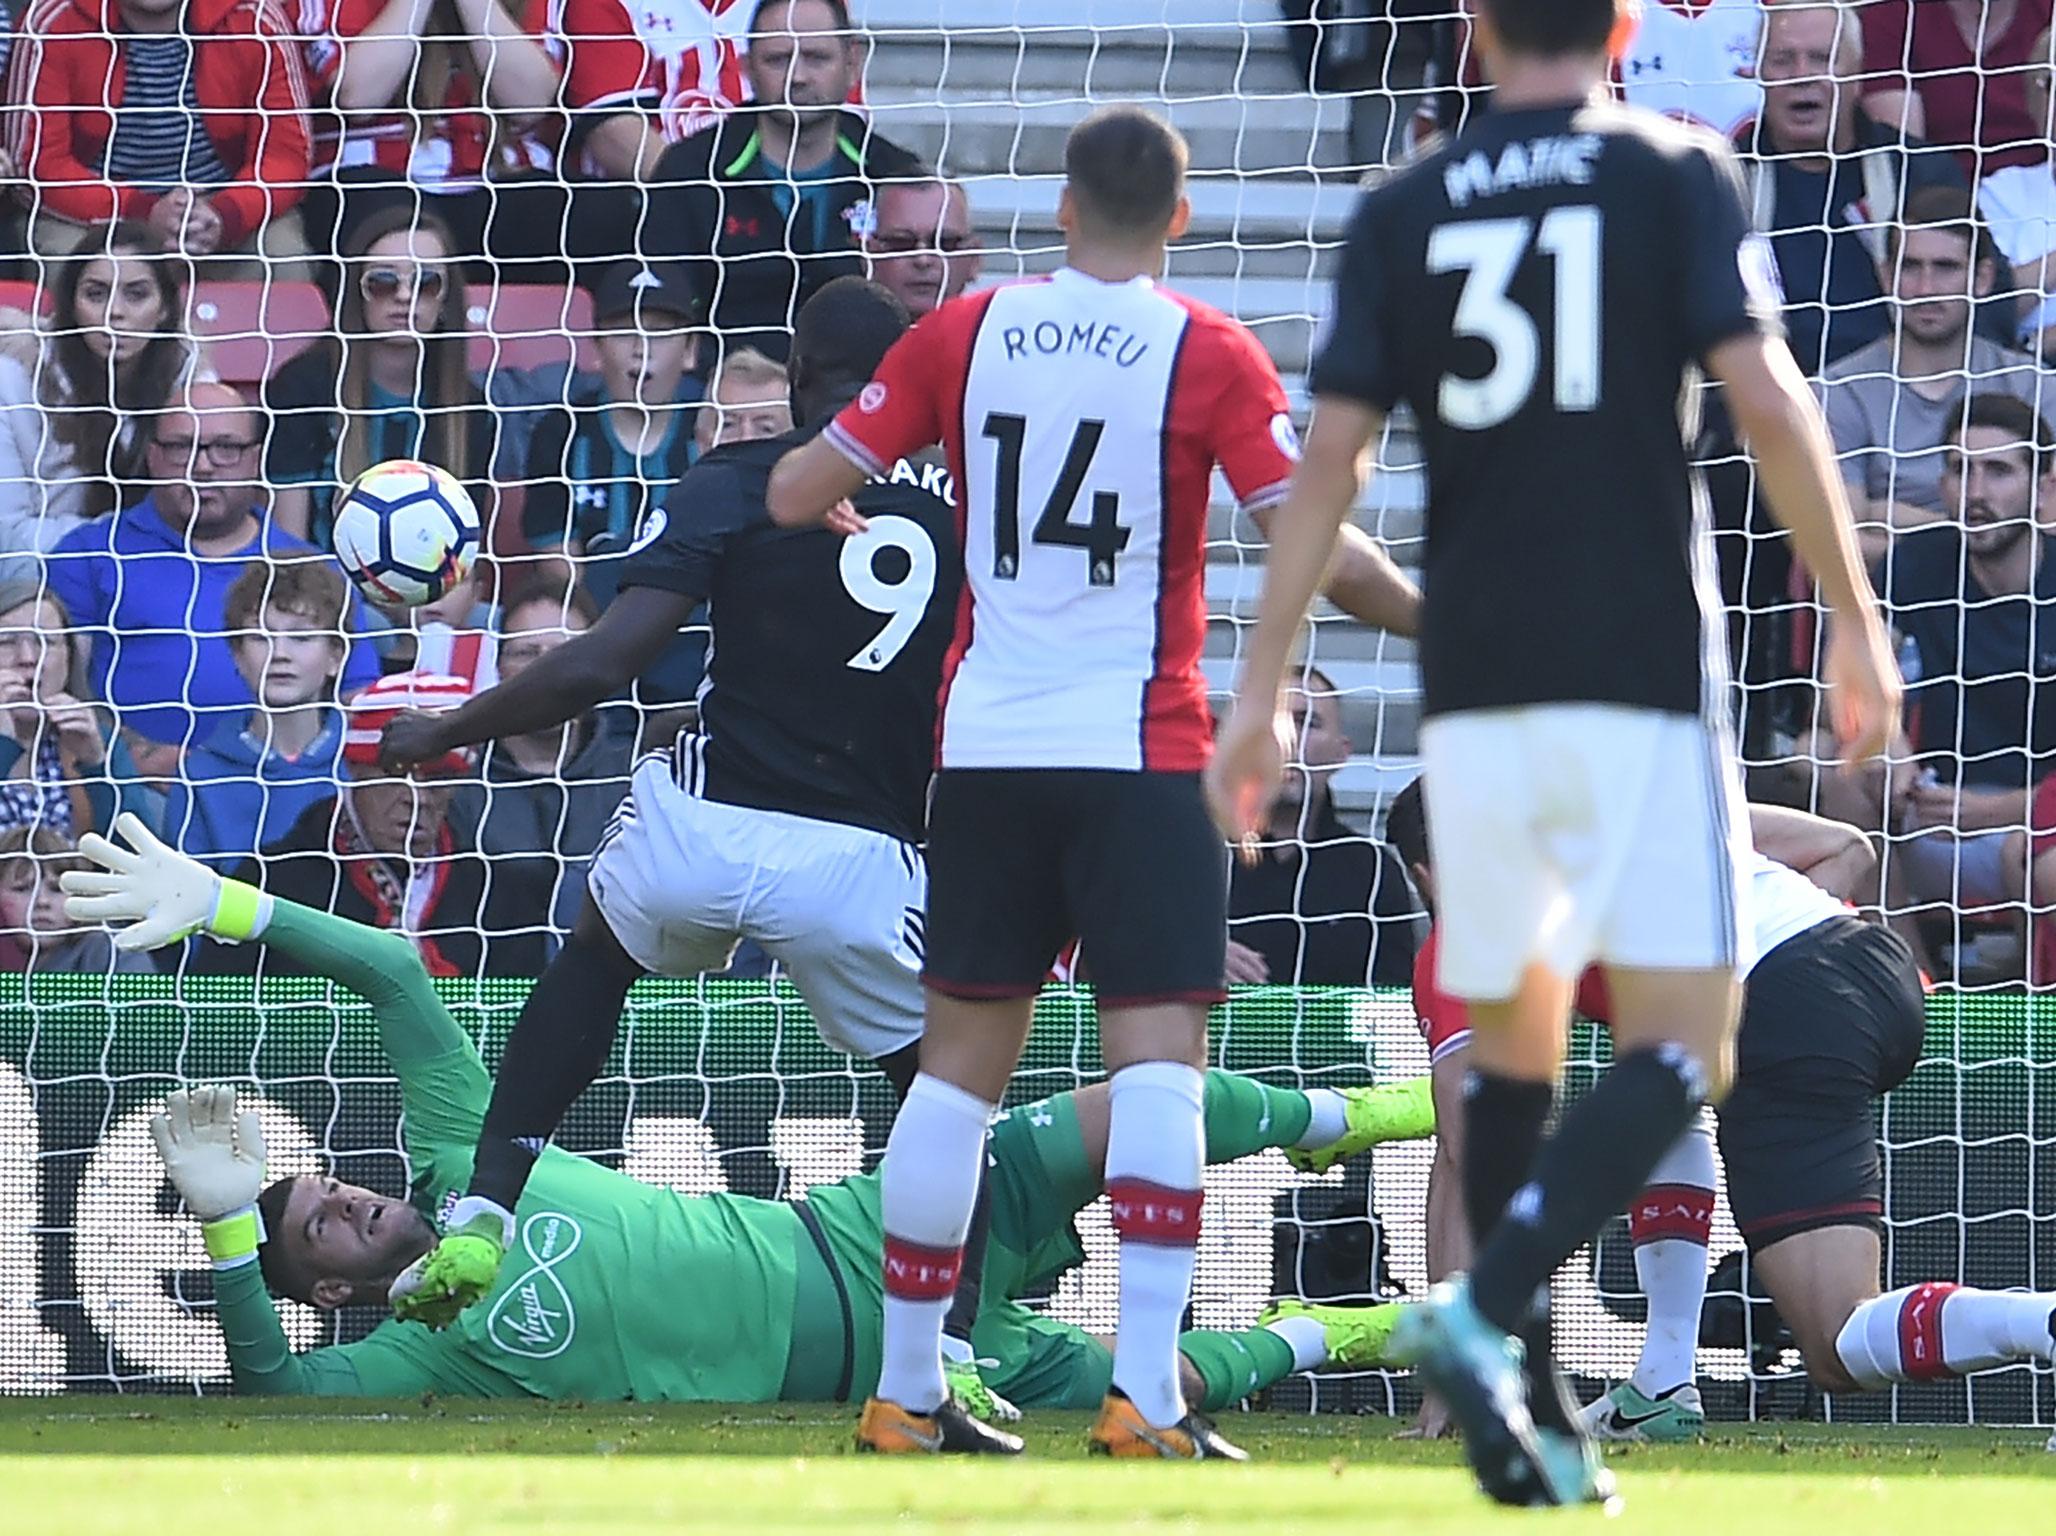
[1199,653,1423,771]
[958,176,1362,256]
[857,0,1313,30]
[872,95,1358,180]
[860,12,1313,101]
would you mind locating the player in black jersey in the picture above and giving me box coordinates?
[371,279,1017,1448]
[1211,0,1900,1508]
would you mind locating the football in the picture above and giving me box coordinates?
[332,459,482,608]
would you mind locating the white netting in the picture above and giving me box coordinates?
[0,0,2052,1423]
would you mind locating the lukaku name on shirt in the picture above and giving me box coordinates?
[617,422,962,844]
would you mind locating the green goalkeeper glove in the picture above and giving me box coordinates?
[61,812,271,950]
[388,1196,514,1328]
[150,1086,269,1269]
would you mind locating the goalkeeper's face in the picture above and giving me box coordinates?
[274,1175,435,1309]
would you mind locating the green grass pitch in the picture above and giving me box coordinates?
[8,1399,2054,1535]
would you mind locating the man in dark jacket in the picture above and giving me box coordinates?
[1226,668,1420,988]
[196,672,551,979]
[453,582,634,942]
[643,0,921,361]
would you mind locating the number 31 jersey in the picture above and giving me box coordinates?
[619,423,962,844]
[825,269,1300,773]
[1312,101,1784,722]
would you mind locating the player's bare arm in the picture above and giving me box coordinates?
[1747,803,1876,905]
[1247,506,1421,638]
[379,585,696,768]
[1708,333,1901,763]
[1207,397,1386,841]
[766,437,873,532]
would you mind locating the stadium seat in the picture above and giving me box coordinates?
[467,284,599,376]
[190,281,330,389]
[0,280,48,324]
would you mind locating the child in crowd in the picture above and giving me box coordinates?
[0,826,153,972]
[161,560,350,870]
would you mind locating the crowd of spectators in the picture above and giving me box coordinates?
[4,0,2056,989]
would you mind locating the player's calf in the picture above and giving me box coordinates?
[1834,1283,2056,1392]
[1756,1226,2056,1394]
[1103,1054,1208,1430]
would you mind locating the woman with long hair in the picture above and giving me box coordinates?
[298,0,570,281]
[0,576,160,840]
[263,206,497,550]
[0,222,205,556]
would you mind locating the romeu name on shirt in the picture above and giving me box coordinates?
[823,270,1300,774]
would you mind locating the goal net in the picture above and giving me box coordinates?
[2,0,2054,1426]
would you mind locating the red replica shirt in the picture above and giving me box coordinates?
[1412,925,1612,1065]
[824,272,1299,773]
[1860,0,2055,174]
[547,0,863,169]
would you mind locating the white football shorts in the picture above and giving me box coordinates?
[1418,703,1751,1002]
[585,752,927,1061]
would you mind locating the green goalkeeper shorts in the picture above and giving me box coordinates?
[971,1091,1122,1409]
[809,1086,1116,1408]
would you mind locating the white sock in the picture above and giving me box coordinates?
[1836,1283,2056,1390]
[876,1072,993,1413]
[1264,1313,1329,1371]
[1293,1088,1350,1150]
[1626,1110,1716,1396]
[1106,1060,1207,1428]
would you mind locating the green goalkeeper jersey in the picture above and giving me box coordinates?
[216,900,848,1401]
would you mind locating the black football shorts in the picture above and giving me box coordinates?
[922,768,1228,1007]
[1718,916,1927,1252]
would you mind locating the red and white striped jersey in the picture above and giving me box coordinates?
[301,0,561,186]
[825,269,1299,773]
[548,0,747,154]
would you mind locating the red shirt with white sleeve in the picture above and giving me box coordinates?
[550,0,747,152]
[1859,0,2056,174]
[823,270,1300,774]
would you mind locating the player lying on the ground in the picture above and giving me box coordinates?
[1389,784,2056,1436]
[66,815,1429,1406]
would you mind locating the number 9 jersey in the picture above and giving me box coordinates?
[822,269,1301,773]
[616,423,962,845]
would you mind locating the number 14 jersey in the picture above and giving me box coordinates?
[825,268,1300,773]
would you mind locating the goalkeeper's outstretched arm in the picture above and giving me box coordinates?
[150,1087,464,1398]
[62,813,485,1081]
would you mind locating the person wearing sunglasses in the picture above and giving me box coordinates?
[262,206,496,553]
[863,177,984,322]
[296,0,569,283]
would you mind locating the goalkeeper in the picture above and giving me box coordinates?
[68,816,1427,1408]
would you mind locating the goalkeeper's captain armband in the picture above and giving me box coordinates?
[201,1205,267,1271]
[210,880,271,945]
